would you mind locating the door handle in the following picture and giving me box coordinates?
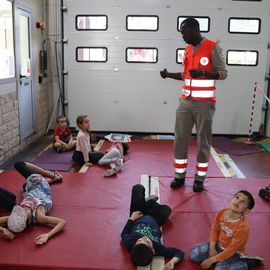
[19,74,27,79]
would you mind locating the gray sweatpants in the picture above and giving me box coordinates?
[174,97,216,181]
[98,148,121,166]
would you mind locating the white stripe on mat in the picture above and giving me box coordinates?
[79,139,105,173]
[210,147,231,177]
[223,154,246,179]
[138,175,165,270]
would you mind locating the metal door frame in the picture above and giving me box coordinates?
[15,3,36,140]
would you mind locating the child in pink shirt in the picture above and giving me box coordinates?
[72,115,104,166]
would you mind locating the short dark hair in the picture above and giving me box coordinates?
[122,143,129,155]
[234,190,255,210]
[131,243,154,266]
[76,115,88,128]
[56,115,66,123]
[181,17,200,31]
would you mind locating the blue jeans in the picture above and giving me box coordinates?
[189,242,248,270]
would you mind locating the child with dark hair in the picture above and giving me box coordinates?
[0,187,16,212]
[121,184,184,269]
[98,142,129,177]
[189,190,263,270]
[53,115,76,153]
[72,115,104,167]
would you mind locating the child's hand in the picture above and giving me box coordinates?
[1,228,15,240]
[200,257,216,269]
[85,162,93,167]
[35,234,49,245]
[129,211,143,221]
[164,261,175,270]
[209,247,217,257]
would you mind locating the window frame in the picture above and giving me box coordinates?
[125,47,158,64]
[75,14,108,31]
[226,50,259,66]
[176,48,185,64]
[126,15,159,32]
[177,16,211,33]
[75,47,108,63]
[228,17,261,34]
[0,0,16,83]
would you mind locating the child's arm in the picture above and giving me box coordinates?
[201,224,249,269]
[55,135,68,146]
[36,213,66,245]
[0,216,15,240]
[0,216,8,226]
[209,211,223,257]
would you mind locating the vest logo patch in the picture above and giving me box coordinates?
[200,57,209,66]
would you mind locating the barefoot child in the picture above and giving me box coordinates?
[0,161,66,245]
[98,142,129,177]
[53,115,76,153]
[72,115,104,167]
[189,190,263,270]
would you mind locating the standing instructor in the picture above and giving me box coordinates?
[160,18,227,192]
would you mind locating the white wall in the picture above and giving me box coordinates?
[49,0,270,135]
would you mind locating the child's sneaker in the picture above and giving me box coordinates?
[115,158,123,168]
[104,169,115,177]
[239,255,264,269]
[146,195,159,202]
[259,188,270,200]
[57,148,65,153]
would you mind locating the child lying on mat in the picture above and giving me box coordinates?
[121,184,184,269]
[72,115,104,167]
[0,161,66,245]
[53,115,76,153]
[189,190,263,270]
[98,142,129,177]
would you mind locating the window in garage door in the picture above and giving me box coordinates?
[76,15,108,30]
[177,16,210,32]
[76,47,108,62]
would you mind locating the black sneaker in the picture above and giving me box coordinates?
[193,180,204,192]
[170,178,185,189]
[239,255,263,269]
[259,188,270,200]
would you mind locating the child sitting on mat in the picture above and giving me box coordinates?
[121,184,184,269]
[53,115,76,153]
[189,190,263,270]
[72,115,104,167]
[98,142,129,177]
[0,161,66,245]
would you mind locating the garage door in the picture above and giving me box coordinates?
[63,0,270,134]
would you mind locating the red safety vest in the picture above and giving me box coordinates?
[182,39,217,102]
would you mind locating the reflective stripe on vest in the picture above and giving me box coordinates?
[182,89,215,98]
[185,79,215,88]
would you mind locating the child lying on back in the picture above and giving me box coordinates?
[0,161,66,245]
